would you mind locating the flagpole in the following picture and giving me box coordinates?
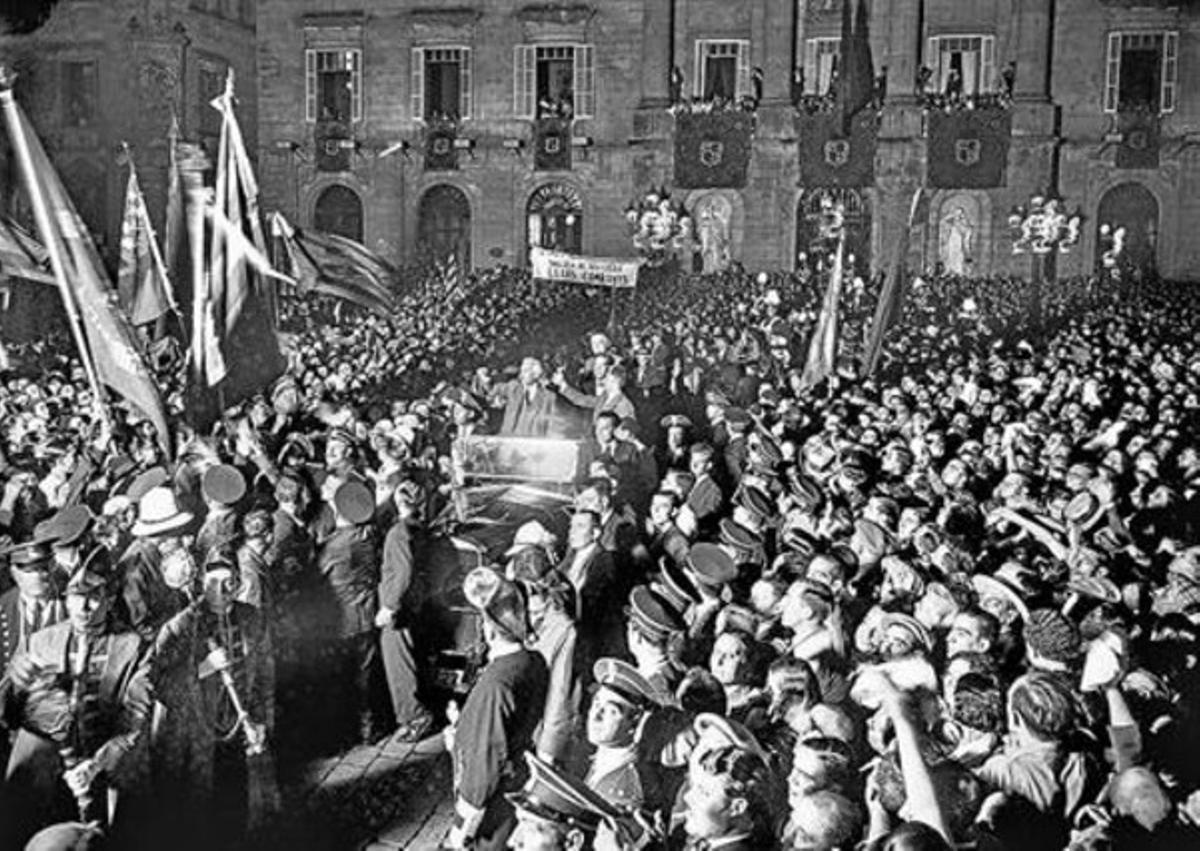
[0,72,108,417]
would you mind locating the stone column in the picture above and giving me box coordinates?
[761,0,795,103]
[885,0,921,103]
[640,0,672,107]
[1014,0,1052,101]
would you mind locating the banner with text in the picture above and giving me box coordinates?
[531,248,641,289]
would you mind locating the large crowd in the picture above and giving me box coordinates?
[0,253,1198,851]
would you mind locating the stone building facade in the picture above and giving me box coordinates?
[0,0,258,260]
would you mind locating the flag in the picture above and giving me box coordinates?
[192,72,286,410]
[838,0,875,134]
[116,162,173,326]
[0,216,53,284]
[862,188,925,376]
[163,114,185,277]
[1,90,171,456]
[800,231,846,390]
[270,211,396,316]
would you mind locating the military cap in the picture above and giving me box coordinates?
[719,518,762,553]
[693,713,769,766]
[24,822,103,851]
[687,542,738,588]
[752,436,784,467]
[779,527,819,559]
[201,464,246,507]
[125,466,170,503]
[327,426,358,448]
[66,564,109,597]
[880,612,934,654]
[278,432,316,463]
[594,657,659,710]
[464,566,528,643]
[787,474,824,511]
[660,413,693,431]
[507,752,618,833]
[5,540,53,571]
[657,557,702,613]
[738,486,776,523]
[1063,492,1104,530]
[1067,574,1122,605]
[704,390,731,408]
[725,407,752,429]
[271,375,300,402]
[34,504,93,547]
[333,480,375,525]
[628,585,686,642]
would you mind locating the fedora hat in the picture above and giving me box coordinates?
[132,486,194,538]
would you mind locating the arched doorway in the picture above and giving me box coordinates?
[313,184,363,242]
[1095,183,1158,277]
[527,183,583,256]
[796,189,871,277]
[417,184,472,267]
[934,191,990,278]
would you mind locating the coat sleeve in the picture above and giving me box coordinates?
[93,639,154,779]
[453,673,513,809]
[378,525,413,615]
[537,623,578,764]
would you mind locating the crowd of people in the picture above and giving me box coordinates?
[0,252,1198,851]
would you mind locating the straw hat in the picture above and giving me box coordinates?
[131,486,193,538]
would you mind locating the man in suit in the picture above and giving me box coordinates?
[493,357,561,437]
[316,480,381,744]
[377,480,432,742]
[558,510,615,675]
[681,443,725,540]
[0,563,153,848]
[0,541,66,676]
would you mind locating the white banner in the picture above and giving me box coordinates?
[530,247,640,289]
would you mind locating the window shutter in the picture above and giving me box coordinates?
[1104,32,1121,113]
[350,49,363,122]
[694,40,705,98]
[1161,31,1178,114]
[925,36,939,91]
[460,47,473,120]
[736,40,751,99]
[574,44,595,118]
[514,45,535,118]
[981,36,995,93]
[411,48,425,121]
[804,38,818,95]
[305,49,317,122]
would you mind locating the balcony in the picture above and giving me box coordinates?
[423,118,459,172]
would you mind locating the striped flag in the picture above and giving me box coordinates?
[800,229,846,390]
[193,71,286,405]
[1,86,171,456]
[270,211,396,316]
[116,160,174,326]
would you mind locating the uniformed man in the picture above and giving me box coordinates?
[446,567,549,851]
[0,541,66,676]
[625,586,686,703]
[656,414,693,481]
[194,464,246,565]
[34,504,103,591]
[584,658,660,813]
[316,480,380,745]
[506,752,623,851]
[680,444,724,540]
[0,563,153,848]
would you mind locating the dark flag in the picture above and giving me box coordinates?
[270,211,396,316]
[1,85,171,456]
[838,0,875,134]
[862,188,926,376]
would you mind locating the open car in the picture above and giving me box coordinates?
[412,435,582,695]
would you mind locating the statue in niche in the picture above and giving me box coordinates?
[694,193,732,274]
[940,204,975,276]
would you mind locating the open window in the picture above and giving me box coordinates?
[514,44,595,120]
[1104,32,1178,114]
[305,48,362,123]
[412,47,472,122]
[925,35,995,97]
[693,39,751,102]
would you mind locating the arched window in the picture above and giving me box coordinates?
[527,183,583,255]
[796,188,871,274]
[1095,183,1158,276]
[417,184,472,268]
[313,184,363,242]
